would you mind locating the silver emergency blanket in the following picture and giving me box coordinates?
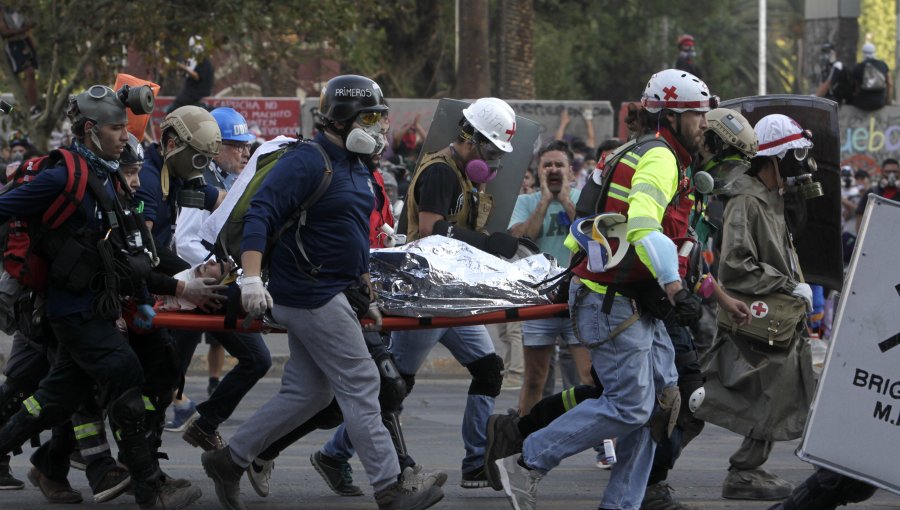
[371,236,563,317]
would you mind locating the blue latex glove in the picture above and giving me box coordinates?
[134,303,157,330]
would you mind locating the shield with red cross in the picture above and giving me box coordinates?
[750,300,769,319]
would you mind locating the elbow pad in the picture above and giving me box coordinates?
[635,231,679,287]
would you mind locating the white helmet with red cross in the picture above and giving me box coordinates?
[641,69,718,113]
[754,114,813,159]
[462,97,516,153]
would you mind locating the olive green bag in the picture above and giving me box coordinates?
[716,290,807,348]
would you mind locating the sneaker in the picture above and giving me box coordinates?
[310,451,362,497]
[183,420,226,451]
[641,481,697,510]
[92,466,131,503]
[69,450,87,471]
[400,464,448,492]
[460,465,490,488]
[722,468,793,501]
[375,479,444,510]
[141,477,202,510]
[27,466,83,503]
[485,413,523,490]
[207,378,220,397]
[201,447,246,510]
[164,401,197,432]
[0,456,24,490]
[247,457,274,498]
[496,455,542,510]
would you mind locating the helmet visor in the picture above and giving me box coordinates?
[357,111,388,126]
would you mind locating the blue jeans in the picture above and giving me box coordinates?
[388,325,496,474]
[523,282,667,510]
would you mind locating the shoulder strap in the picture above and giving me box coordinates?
[42,150,90,230]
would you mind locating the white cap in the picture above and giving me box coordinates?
[862,43,875,58]
[754,114,812,159]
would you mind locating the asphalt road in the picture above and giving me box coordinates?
[5,376,900,509]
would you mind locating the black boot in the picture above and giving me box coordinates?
[767,469,877,510]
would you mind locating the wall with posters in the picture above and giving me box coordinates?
[151,96,302,141]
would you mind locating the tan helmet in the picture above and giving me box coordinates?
[706,108,758,159]
[161,105,222,158]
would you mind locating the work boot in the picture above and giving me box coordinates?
[375,478,444,510]
[0,454,24,490]
[91,465,132,503]
[202,447,246,510]
[140,476,201,510]
[641,481,698,510]
[27,466,83,503]
[485,413,523,491]
[723,467,793,501]
[310,451,362,496]
[182,420,226,451]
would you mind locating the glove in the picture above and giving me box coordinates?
[133,303,156,330]
[240,276,273,317]
[792,282,813,311]
[671,288,703,326]
[582,107,593,121]
[363,302,383,332]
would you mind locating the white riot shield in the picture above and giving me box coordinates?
[797,194,900,496]
[396,98,540,235]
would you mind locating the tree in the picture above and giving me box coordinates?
[498,0,535,99]
[457,0,491,98]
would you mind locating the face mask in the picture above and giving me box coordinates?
[346,121,387,155]
[9,152,23,163]
[465,159,497,184]
[692,170,714,194]
[165,143,209,181]
[881,174,898,188]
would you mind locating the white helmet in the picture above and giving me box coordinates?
[462,97,516,153]
[754,114,813,159]
[570,213,629,273]
[641,69,717,113]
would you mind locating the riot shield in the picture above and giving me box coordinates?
[720,95,843,292]
[396,98,540,235]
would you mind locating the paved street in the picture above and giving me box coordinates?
[5,375,900,509]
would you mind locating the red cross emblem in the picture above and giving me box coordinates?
[750,301,768,318]
[663,86,678,100]
[505,122,516,142]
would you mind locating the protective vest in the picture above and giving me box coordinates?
[369,169,395,248]
[573,129,694,288]
[405,150,474,242]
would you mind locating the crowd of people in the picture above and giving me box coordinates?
[0,38,889,510]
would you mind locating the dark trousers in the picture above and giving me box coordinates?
[172,329,271,431]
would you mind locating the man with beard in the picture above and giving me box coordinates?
[508,140,592,418]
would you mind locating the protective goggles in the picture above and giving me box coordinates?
[357,111,388,126]
[88,85,115,99]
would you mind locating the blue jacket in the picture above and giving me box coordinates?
[241,133,373,308]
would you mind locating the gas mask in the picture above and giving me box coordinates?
[465,138,505,184]
[165,145,211,208]
[879,173,898,189]
[346,111,388,156]
[781,148,823,199]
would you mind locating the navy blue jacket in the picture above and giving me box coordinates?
[241,133,373,308]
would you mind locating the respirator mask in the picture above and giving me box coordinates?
[346,111,388,156]
[879,172,898,189]
[172,149,211,208]
[465,135,505,184]
[781,147,823,200]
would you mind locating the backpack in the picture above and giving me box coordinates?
[215,140,333,268]
[1,149,91,292]
[861,60,887,92]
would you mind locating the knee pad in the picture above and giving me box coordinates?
[465,353,504,398]
[108,387,147,436]
[374,351,407,413]
[401,373,416,397]
[310,398,343,430]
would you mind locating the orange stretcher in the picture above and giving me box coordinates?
[146,303,570,333]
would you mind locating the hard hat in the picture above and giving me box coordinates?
[161,105,222,157]
[677,34,695,48]
[705,108,758,159]
[317,74,389,124]
[754,114,812,159]
[641,69,717,113]
[462,97,516,153]
[211,107,253,143]
[120,133,144,166]
[570,213,629,273]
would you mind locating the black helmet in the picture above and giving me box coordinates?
[316,74,388,125]
[121,133,145,166]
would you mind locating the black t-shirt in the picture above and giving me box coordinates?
[414,162,465,218]
[851,58,889,111]
[174,58,214,107]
